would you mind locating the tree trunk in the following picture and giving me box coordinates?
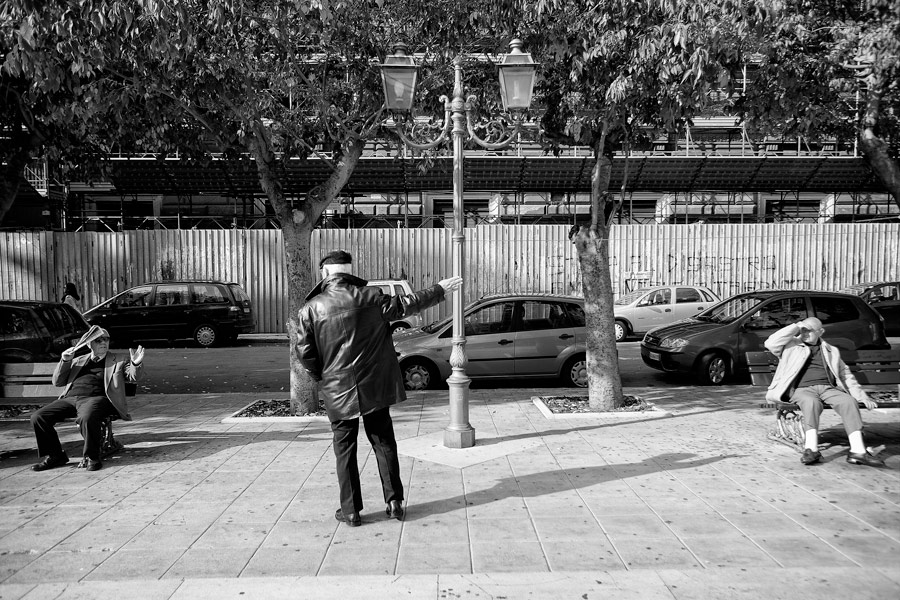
[571,131,623,410]
[249,125,365,414]
[282,217,319,415]
[859,130,900,207]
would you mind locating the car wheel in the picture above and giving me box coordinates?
[562,354,588,388]
[614,320,628,342]
[391,322,410,334]
[696,353,729,385]
[194,324,219,347]
[401,359,438,391]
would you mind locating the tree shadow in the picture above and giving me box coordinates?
[0,424,327,469]
[404,452,741,521]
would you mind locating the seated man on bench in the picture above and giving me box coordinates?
[31,326,144,472]
[764,317,882,467]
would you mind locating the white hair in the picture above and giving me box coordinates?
[322,263,352,277]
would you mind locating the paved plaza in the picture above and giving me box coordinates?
[1,383,898,599]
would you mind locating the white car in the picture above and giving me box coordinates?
[613,285,719,342]
[367,279,424,333]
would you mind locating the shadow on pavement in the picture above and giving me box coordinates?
[0,426,329,469]
[404,452,741,521]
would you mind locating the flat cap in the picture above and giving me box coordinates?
[319,250,353,268]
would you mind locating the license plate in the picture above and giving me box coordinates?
[649,352,660,361]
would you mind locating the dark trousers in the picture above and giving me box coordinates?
[330,407,403,515]
[31,396,116,460]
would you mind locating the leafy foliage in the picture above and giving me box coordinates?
[527,0,754,153]
[730,0,899,201]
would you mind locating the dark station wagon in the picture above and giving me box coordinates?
[83,281,255,347]
[0,301,90,362]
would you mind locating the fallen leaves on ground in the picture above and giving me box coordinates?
[541,394,650,414]
[232,398,327,417]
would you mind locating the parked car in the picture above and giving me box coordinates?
[613,285,719,341]
[0,301,89,362]
[82,281,255,347]
[839,281,900,336]
[393,293,587,390]
[367,279,424,333]
[641,290,890,385]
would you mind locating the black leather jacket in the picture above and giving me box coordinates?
[296,273,445,421]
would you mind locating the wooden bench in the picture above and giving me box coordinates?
[747,349,900,449]
[0,362,136,464]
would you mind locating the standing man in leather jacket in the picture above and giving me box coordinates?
[296,250,462,527]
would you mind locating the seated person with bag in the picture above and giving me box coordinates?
[31,326,144,472]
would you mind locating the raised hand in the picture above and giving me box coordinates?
[130,345,145,365]
[438,276,463,293]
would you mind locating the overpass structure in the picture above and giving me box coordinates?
[6,120,897,230]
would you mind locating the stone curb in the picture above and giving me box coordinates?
[221,398,329,423]
[531,396,672,419]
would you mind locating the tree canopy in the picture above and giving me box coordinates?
[734,0,899,203]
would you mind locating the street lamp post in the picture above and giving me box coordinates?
[380,40,537,449]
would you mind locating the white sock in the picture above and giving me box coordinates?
[804,429,819,452]
[848,430,866,454]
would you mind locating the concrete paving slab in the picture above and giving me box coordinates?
[1,387,898,597]
[396,542,472,574]
[470,540,548,572]
[398,430,543,469]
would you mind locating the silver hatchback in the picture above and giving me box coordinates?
[393,294,587,390]
[613,285,719,341]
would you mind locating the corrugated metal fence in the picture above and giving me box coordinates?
[2,224,898,333]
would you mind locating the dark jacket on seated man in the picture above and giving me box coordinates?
[31,326,144,472]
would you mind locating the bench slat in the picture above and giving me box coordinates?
[856,372,900,384]
[836,349,900,362]
[1,362,136,400]
[747,347,900,390]
[0,385,61,398]
[0,363,57,376]
[750,373,774,386]
[760,401,900,410]
[0,375,56,384]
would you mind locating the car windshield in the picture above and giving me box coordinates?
[614,290,647,305]
[421,299,493,333]
[422,315,453,333]
[695,294,768,324]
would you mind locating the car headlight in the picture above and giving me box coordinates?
[660,337,689,350]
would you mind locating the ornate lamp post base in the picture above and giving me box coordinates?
[444,340,475,448]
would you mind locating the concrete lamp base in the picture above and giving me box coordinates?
[444,427,476,449]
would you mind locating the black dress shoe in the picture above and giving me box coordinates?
[32,453,69,472]
[334,508,361,527]
[85,458,102,471]
[800,449,822,465]
[847,451,884,467]
[386,500,404,521]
